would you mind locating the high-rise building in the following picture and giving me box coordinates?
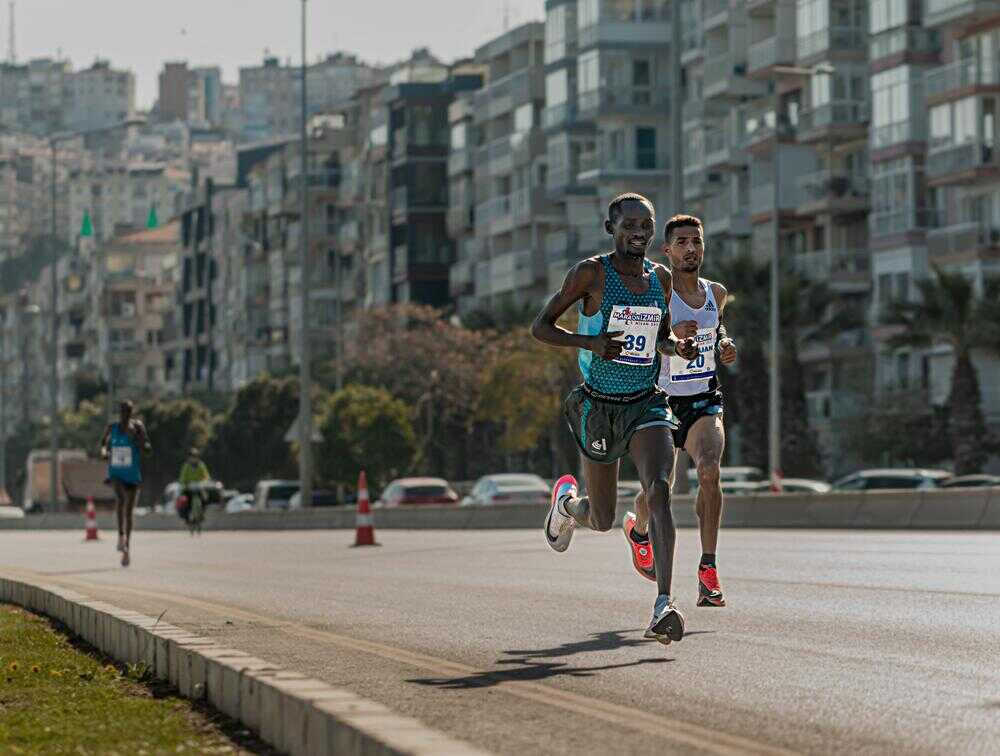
[66,59,135,133]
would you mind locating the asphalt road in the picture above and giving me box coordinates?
[2,528,998,755]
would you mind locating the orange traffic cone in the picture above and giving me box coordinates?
[84,497,99,541]
[352,471,378,547]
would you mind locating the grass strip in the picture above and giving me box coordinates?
[0,603,274,754]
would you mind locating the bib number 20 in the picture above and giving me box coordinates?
[686,354,705,370]
[623,334,646,351]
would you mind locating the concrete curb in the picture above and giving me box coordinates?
[0,575,489,756]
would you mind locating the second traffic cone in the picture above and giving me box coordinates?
[84,497,99,541]
[353,471,378,547]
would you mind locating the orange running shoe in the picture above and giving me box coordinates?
[622,511,656,582]
[697,564,725,607]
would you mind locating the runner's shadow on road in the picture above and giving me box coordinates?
[408,657,670,690]
[504,628,715,660]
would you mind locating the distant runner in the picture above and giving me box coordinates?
[532,193,698,644]
[99,400,150,567]
[625,215,737,607]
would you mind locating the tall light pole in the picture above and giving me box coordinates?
[298,0,314,508]
[47,117,146,511]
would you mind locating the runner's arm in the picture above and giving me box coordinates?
[711,283,738,365]
[658,265,697,359]
[99,424,112,459]
[531,260,616,354]
[135,421,152,454]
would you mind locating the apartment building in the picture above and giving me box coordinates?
[542,0,676,296]
[65,60,136,134]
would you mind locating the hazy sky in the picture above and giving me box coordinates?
[17,0,545,108]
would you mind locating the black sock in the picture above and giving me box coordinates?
[700,553,716,567]
[629,526,649,545]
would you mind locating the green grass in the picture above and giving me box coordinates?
[0,604,270,755]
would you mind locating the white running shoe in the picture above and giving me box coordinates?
[644,594,685,645]
[544,475,578,553]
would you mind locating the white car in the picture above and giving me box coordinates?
[254,480,300,510]
[461,474,550,506]
[833,469,951,491]
[0,505,25,519]
[224,494,254,514]
[777,478,832,494]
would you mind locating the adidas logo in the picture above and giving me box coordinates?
[591,438,608,455]
[705,301,716,311]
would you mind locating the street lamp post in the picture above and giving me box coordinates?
[298,0,314,508]
[47,117,146,511]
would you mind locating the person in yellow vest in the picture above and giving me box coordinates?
[179,448,211,534]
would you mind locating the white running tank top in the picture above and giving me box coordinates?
[658,278,720,397]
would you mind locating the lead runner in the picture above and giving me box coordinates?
[531,193,698,643]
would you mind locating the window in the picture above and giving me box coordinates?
[870,0,909,34]
[871,66,912,148]
[545,69,569,106]
[797,0,829,41]
[606,129,625,168]
[895,352,910,390]
[578,51,599,95]
[636,127,657,169]
[632,59,651,88]
[545,4,571,63]
[514,103,533,133]
[451,122,466,150]
[578,0,599,29]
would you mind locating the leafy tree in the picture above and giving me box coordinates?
[135,398,213,506]
[886,269,1000,474]
[58,400,108,454]
[205,375,300,492]
[316,385,416,491]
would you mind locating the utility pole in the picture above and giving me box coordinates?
[49,139,59,511]
[297,0,314,507]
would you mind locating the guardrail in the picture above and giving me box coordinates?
[5,488,998,531]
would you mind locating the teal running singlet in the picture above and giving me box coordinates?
[577,255,667,395]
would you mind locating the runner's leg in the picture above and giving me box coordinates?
[629,426,676,597]
[113,480,126,540]
[686,415,725,554]
[632,443,677,534]
[564,456,620,532]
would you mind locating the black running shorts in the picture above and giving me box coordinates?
[565,384,678,464]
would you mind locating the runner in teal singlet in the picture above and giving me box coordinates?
[99,400,151,567]
[531,193,698,644]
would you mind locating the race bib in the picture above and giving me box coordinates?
[607,305,662,366]
[111,446,133,469]
[669,327,716,382]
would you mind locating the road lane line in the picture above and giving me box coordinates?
[11,569,798,756]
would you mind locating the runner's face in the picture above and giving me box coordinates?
[120,406,132,424]
[608,200,655,260]
[666,226,704,273]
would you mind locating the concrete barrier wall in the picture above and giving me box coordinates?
[2,487,998,531]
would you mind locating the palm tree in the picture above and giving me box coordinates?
[706,256,825,477]
[886,268,1000,475]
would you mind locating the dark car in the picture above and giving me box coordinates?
[375,478,459,507]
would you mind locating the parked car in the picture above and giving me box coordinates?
[774,478,832,494]
[224,493,255,514]
[0,505,24,519]
[939,474,1000,489]
[462,474,550,506]
[375,478,459,507]
[833,469,951,491]
[288,489,343,508]
[254,480,300,510]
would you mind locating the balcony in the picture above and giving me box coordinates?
[794,249,870,290]
[926,140,1000,184]
[797,27,866,61]
[925,58,1000,103]
[742,111,796,149]
[577,150,670,182]
[545,229,580,263]
[475,194,513,235]
[869,26,939,63]
[797,170,869,215]
[391,185,448,221]
[704,124,744,169]
[446,204,474,237]
[703,192,751,237]
[450,258,474,297]
[475,135,514,177]
[703,0,731,30]
[577,86,669,117]
[542,101,578,131]
[870,119,926,151]
[924,0,1000,30]
[488,249,538,296]
[577,20,672,50]
[704,55,765,100]
[473,68,544,122]
[926,220,1000,259]
[681,27,704,64]
[797,101,869,143]
[868,208,940,237]
[448,148,473,177]
[747,36,797,76]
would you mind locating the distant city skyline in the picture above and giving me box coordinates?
[15,0,544,108]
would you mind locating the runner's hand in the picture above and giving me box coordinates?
[100,447,108,460]
[676,337,698,361]
[672,320,698,339]
[588,331,625,360]
[719,338,737,366]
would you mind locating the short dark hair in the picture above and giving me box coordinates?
[664,214,704,243]
[607,193,654,224]
[119,400,134,412]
